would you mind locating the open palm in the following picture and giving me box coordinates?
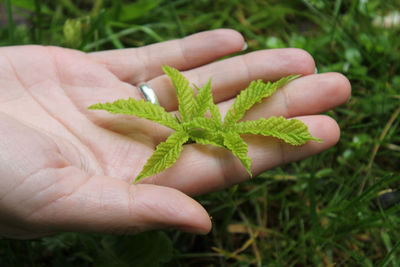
[0,29,350,239]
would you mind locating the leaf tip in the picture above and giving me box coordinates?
[312,137,324,143]
[161,64,174,74]
[290,74,302,80]
[134,174,146,184]
[88,103,102,110]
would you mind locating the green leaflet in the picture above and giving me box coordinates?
[162,65,195,122]
[192,80,212,118]
[192,80,222,126]
[135,130,189,182]
[209,98,222,127]
[88,98,181,130]
[223,75,300,127]
[89,65,319,182]
[223,132,252,176]
[231,116,322,145]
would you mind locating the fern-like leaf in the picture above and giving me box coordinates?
[223,132,252,176]
[135,130,189,182]
[231,116,322,145]
[89,66,320,182]
[209,98,222,126]
[88,98,181,130]
[223,75,300,127]
[162,65,195,122]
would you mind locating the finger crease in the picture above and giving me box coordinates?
[177,39,190,68]
[280,87,292,118]
[240,55,252,84]
[25,172,91,221]
[134,48,152,84]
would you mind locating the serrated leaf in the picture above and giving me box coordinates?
[162,65,195,122]
[231,116,322,145]
[209,100,222,126]
[135,130,189,182]
[89,98,181,130]
[192,80,212,118]
[223,75,300,127]
[193,79,222,125]
[88,68,320,182]
[223,132,252,176]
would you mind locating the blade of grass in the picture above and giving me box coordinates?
[34,0,42,43]
[90,0,103,17]
[237,208,261,266]
[308,157,319,238]
[329,0,343,42]
[359,106,400,193]
[79,9,106,51]
[5,0,15,44]
[83,23,165,51]
[60,0,83,16]
[168,1,185,37]
[380,231,398,266]
[104,24,124,49]
[378,239,400,267]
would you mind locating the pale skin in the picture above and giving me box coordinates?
[0,29,351,239]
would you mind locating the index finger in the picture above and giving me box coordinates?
[89,29,245,84]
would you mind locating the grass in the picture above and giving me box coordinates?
[1,0,400,265]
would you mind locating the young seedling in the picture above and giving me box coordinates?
[89,65,321,183]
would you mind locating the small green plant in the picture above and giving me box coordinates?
[89,65,321,182]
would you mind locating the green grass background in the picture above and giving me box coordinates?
[1,0,400,266]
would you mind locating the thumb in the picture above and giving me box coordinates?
[25,172,212,235]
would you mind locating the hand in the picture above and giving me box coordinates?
[0,29,350,239]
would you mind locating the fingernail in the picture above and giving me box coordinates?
[241,42,248,51]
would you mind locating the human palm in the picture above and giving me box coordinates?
[0,29,350,239]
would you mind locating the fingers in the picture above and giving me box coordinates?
[138,72,350,194]
[142,115,340,196]
[147,48,316,110]
[87,71,349,149]
[89,29,245,84]
[21,169,211,236]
